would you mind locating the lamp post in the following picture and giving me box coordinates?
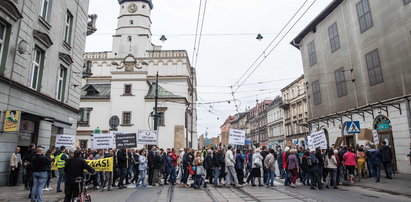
[153,72,159,131]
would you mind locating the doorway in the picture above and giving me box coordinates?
[374,115,397,171]
[345,135,355,147]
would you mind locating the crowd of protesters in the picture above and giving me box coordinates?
[8,140,396,201]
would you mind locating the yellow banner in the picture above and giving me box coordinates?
[4,110,20,132]
[86,157,113,172]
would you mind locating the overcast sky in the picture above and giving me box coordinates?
[85,0,332,138]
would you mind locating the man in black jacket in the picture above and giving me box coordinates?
[117,148,128,188]
[204,149,214,184]
[153,150,163,186]
[64,150,94,202]
[30,147,52,202]
[212,149,222,186]
[147,146,157,186]
[260,146,269,185]
[379,141,393,179]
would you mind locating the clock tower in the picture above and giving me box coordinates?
[112,0,154,58]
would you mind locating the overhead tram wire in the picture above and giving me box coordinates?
[191,0,203,65]
[231,0,310,91]
[193,0,209,68]
[233,0,318,93]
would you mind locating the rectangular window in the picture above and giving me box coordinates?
[124,84,132,95]
[334,67,348,98]
[158,112,165,126]
[40,0,50,20]
[79,108,91,126]
[0,21,6,66]
[404,0,411,5]
[356,0,373,33]
[30,47,45,90]
[56,65,67,101]
[365,49,384,86]
[328,22,340,52]
[312,80,322,105]
[122,112,131,125]
[64,11,73,44]
[307,41,317,66]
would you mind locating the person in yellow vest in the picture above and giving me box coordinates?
[56,146,69,192]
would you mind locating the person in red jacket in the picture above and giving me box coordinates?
[282,147,291,186]
[343,148,357,184]
[168,148,179,185]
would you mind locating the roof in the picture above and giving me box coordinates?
[81,84,111,99]
[281,75,304,92]
[145,83,185,99]
[118,0,153,9]
[290,0,344,49]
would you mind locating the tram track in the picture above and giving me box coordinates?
[166,184,175,202]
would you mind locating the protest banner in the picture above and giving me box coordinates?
[115,133,137,148]
[137,130,158,145]
[372,130,379,145]
[85,157,113,172]
[93,134,114,149]
[228,129,246,145]
[55,134,75,148]
[309,130,328,149]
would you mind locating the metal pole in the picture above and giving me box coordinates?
[154,72,159,131]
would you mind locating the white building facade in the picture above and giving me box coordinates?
[267,97,284,148]
[78,0,197,150]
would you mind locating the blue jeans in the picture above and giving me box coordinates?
[366,160,374,178]
[284,170,291,186]
[383,162,393,177]
[170,167,177,183]
[279,167,285,178]
[328,168,337,187]
[213,167,220,185]
[267,170,276,186]
[57,168,64,191]
[372,164,381,182]
[136,170,146,187]
[31,171,48,202]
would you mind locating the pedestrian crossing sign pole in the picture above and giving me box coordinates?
[346,121,361,134]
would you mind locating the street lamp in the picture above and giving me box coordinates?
[111,54,148,71]
[160,35,167,43]
[256,34,263,41]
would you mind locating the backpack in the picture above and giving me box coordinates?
[306,156,313,167]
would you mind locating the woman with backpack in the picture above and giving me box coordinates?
[251,148,264,187]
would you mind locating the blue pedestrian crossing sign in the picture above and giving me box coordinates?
[346,121,360,134]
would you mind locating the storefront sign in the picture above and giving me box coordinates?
[4,110,21,132]
[93,134,114,149]
[55,134,75,148]
[228,129,246,145]
[137,130,158,145]
[115,133,137,148]
[374,115,391,132]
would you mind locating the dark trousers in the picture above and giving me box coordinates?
[112,167,118,187]
[236,169,244,184]
[181,167,189,184]
[206,169,213,183]
[118,167,127,186]
[148,167,154,185]
[9,166,20,186]
[64,183,80,202]
[263,168,268,185]
[383,162,393,177]
[309,170,322,189]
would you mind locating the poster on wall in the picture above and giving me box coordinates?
[93,134,114,149]
[137,130,158,145]
[228,129,246,145]
[55,134,75,148]
[3,110,21,132]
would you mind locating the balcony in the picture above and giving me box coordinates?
[281,99,290,108]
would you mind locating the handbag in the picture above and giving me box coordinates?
[253,157,262,168]
[188,165,195,175]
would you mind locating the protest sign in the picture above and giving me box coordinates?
[115,133,137,148]
[93,134,114,149]
[228,129,246,145]
[310,130,328,149]
[86,157,113,172]
[55,134,75,148]
[372,130,379,145]
[137,130,158,145]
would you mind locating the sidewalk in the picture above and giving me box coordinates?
[343,173,411,198]
[0,178,64,202]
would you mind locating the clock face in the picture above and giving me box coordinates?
[128,3,137,13]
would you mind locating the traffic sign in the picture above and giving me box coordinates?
[346,121,360,134]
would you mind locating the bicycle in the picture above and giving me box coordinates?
[72,173,93,202]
